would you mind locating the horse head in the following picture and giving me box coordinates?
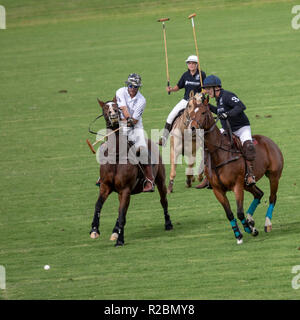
[189,92,214,131]
[97,97,120,129]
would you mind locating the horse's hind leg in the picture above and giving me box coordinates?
[110,218,120,241]
[245,184,264,232]
[264,173,280,232]
[90,185,111,239]
[168,136,176,193]
[156,165,173,230]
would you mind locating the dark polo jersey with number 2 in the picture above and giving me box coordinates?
[177,69,206,101]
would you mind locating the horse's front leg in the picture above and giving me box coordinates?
[90,185,111,239]
[213,187,243,244]
[115,188,131,247]
[234,182,259,237]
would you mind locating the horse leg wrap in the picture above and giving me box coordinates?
[241,218,252,234]
[266,203,275,220]
[246,198,260,216]
[230,219,243,240]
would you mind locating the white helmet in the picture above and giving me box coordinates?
[185,55,198,63]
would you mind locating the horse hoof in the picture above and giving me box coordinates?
[115,241,124,247]
[165,222,173,231]
[167,187,173,194]
[252,228,259,237]
[237,239,243,245]
[110,232,119,241]
[264,225,272,233]
[90,232,100,239]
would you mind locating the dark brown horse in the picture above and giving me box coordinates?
[89,99,173,246]
[189,93,284,244]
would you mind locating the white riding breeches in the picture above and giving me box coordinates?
[233,125,253,145]
[120,122,147,149]
[166,99,188,124]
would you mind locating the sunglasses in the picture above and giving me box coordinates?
[128,84,139,89]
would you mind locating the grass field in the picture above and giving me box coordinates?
[1,0,300,300]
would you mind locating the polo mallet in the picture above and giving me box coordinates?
[188,13,203,91]
[86,127,120,154]
[157,18,171,95]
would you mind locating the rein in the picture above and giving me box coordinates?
[88,114,104,135]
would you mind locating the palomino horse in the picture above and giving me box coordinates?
[167,94,204,193]
[189,93,284,244]
[89,99,173,246]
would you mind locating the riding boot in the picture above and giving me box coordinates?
[243,140,256,186]
[245,160,256,186]
[158,122,172,147]
[143,165,155,192]
[195,176,212,189]
[195,149,212,189]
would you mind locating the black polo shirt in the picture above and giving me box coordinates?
[209,89,250,132]
[177,69,206,101]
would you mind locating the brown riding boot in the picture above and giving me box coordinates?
[195,176,209,189]
[158,122,172,146]
[243,140,256,186]
[143,165,155,192]
[245,160,256,186]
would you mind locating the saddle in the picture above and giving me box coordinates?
[170,109,185,131]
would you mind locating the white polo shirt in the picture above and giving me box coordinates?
[116,87,146,128]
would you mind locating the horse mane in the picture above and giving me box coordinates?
[171,102,192,133]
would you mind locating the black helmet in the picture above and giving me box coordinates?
[125,73,142,87]
[203,75,222,88]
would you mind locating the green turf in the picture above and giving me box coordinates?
[1,0,300,300]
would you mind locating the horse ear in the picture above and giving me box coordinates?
[97,98,105,108]
[112,96,117,103]
[204,95,209,105]
[189,90,194,99]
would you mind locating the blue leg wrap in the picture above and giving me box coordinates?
[246,198,260,216]
[241,218,251,234]
[230,219,242,238]
[266,203,275,220]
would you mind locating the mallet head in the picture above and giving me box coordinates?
[188,13,196,19]
[157,18,170,22]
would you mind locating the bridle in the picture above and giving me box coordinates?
[189,100,240,155]
[88,101,120,135]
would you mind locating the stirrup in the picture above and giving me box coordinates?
[143,178,155,192]
[245,173,256,186]
[158,136,167,147]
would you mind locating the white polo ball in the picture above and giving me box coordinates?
[44,265,50,270]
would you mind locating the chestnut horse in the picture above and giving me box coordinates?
[167,96,204,193]
[89,99,173,247]
[189,93,284,244]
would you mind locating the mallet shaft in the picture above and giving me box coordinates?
[86,127,121,154]
[158,17,171,95]
[188,13,203,90]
